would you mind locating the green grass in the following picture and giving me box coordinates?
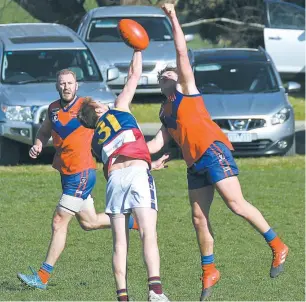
[83,0,99,11]
[0,1,38,24]
[0,0,98,24]
[289,96,305,121]
[186,34,227,50]
[131,102,161,123]
[0,156,304,301]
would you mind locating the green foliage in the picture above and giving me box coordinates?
[0,156,304,300]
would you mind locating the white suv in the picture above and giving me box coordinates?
[264,0,305,79]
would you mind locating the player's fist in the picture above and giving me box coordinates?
[162,3,176,18]
[29,144,42,159]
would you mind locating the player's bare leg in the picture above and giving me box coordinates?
[134,208,160,276]
[76,203,111,230]
[133,207,169,301]
[189,185,220,301]
[110,213,130,301]
[45,207,74,265]
[17,207,74,289]
[77,201,138,231]
[216,176,289,278]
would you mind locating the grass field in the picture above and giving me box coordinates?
[0,156,304,301]
[291,96,306,121]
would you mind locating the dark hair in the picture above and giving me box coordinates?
[157,66,177,82]
[77,97,99,129]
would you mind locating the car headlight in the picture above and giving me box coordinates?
[271,107,291,125]
[1,104,33,122]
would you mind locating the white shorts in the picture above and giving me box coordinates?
[57,194,94,215]
[105,166,158,214]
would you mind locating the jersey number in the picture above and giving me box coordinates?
[96,114,121,144]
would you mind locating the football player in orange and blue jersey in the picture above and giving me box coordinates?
[17,69,138,290]
[146,4,289,301]
[78,51,169,302]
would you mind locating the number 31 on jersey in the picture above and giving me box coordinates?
[96,114,121,144]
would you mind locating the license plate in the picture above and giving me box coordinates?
[227,132,252,142]
[124,76,148,85]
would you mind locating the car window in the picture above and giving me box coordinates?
[268,1,305,30]
[1,49,103,84]
[194,62,279,94]
[87,16,173,42]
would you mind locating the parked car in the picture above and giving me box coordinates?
[0,23,118,165]
[189,47,300,156]
[264,0,305,80]
[77,5,189,95]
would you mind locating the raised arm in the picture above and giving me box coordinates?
[146,125,171,154]
[115,51,142,111]
[162,4,198,94]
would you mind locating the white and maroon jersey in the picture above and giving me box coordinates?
[91,108,151,174]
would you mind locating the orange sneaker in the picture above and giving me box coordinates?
[200,268,220,301]
[270,244,289,278]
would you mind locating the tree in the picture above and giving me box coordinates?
[177,0,265,47]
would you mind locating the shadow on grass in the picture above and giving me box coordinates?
[296,129,305,155]
[133,94,165,104]
[21,152,54,165]
[0,281,27,292]
[0,280,58,292]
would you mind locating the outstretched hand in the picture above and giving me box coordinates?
[162,3,176,18]
[151,153,170,171]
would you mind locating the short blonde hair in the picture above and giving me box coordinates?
[56,69,76,81]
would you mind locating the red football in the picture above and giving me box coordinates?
[118,19,149,51]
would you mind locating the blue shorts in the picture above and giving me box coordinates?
[60,169,96,200]
[187,141,239,189]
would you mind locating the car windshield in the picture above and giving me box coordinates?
[194,61,279,94]
[1,49,102,84]
[87,16,173,42]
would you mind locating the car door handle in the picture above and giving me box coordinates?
[268,36,282,40]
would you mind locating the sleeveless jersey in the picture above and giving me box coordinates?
[160,90,233,167]
[91,108,151,173]
[48,97,96,175]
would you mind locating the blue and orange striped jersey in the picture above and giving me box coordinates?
[48,97,96,174]
[91,108,151,171]
[160,90,233,167]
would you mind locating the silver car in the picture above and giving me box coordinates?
[77,5,180,95]
[190,47,300,156]
[0,23,118,165]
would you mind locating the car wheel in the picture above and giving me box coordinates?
[284,138,296,156]
[0,137,20,165]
